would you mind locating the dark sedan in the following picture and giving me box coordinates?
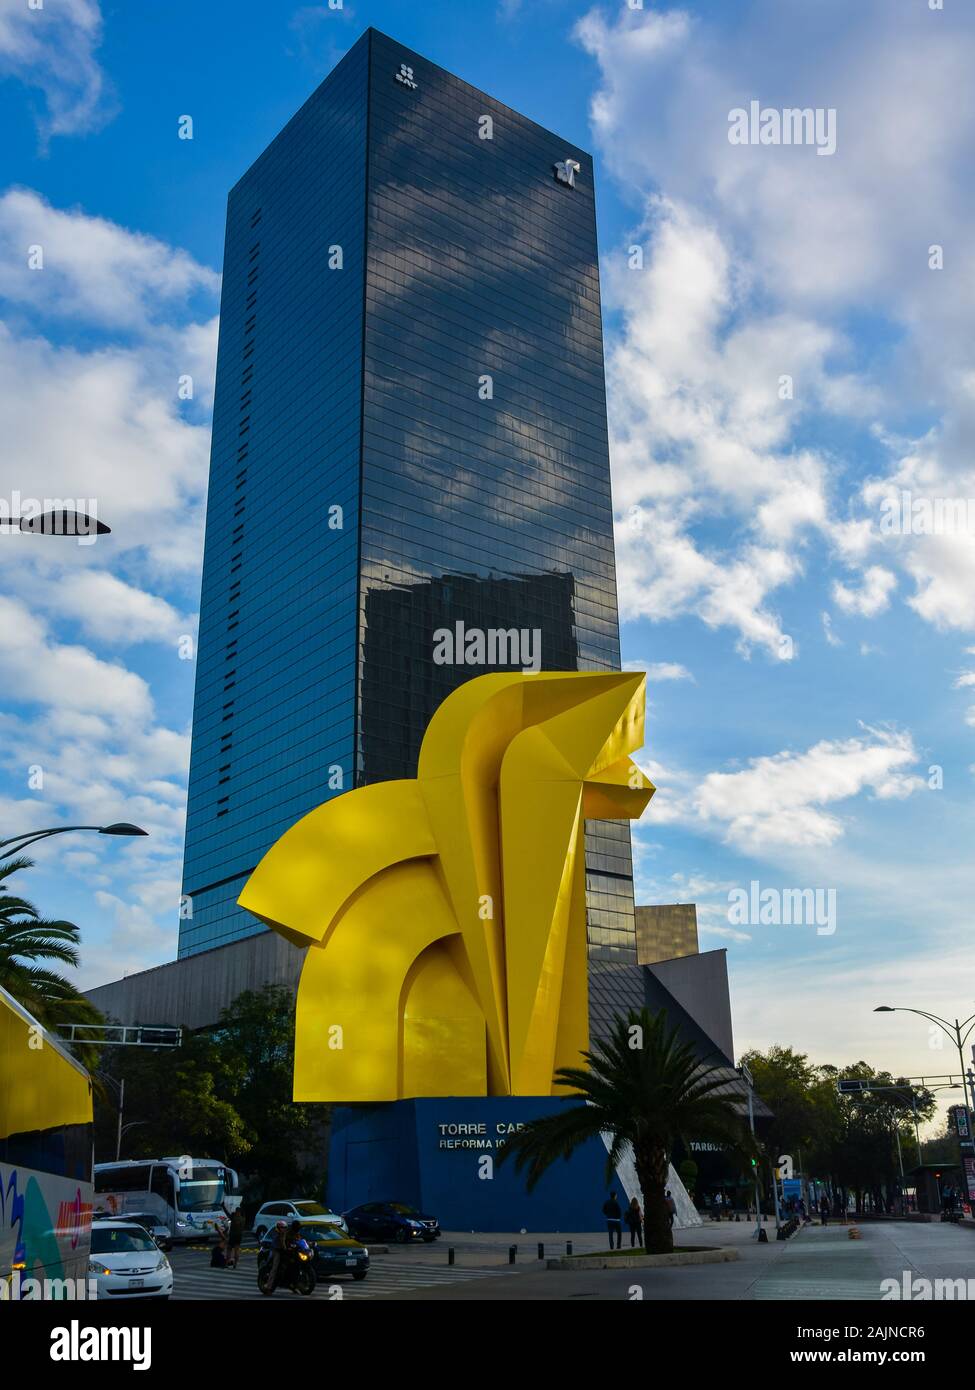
[344,1201,440,1244]
[259,1227,369,1281]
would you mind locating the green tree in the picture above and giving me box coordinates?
[816,1063,935,1212]
[498,1008,750,1253]
[211,985,330,1200]
[93,985,329,1203]
[739,1045,840,1163]
[93,1027,250,1162]
[0,855,105,1070]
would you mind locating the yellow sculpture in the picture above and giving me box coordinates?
[239,671,654,1101]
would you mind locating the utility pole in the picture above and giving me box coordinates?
[116,1077,124,1162]
[740,1062,763,1239]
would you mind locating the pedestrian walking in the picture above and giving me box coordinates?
[665,1188,677,1228]
[624,1196,643,1247]
[226,1206,244,1268]
[819,1195,830,1226]
[602,1190,623,1249]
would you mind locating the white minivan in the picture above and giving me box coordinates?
[88,1219,174,1300]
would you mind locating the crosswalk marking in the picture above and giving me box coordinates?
[168,1253,519,1301]
[750,1280,881,1300]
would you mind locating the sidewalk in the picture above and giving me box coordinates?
[411,1216,780,1269]
[385,1214,975,1300]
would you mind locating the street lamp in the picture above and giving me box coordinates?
[874,1005,975,1197]
[0,823,148,858]
[0,509,110,537]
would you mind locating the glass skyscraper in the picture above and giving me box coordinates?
[179,28,636,968]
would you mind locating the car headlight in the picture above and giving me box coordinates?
[88,1260,111,1275]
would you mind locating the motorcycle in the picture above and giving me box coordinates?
[257,1237,317,1296]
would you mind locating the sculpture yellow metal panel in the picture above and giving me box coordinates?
[239,671,655,1100]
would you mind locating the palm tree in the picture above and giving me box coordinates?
[497,1007,752,1253]
[0,855,104,1068]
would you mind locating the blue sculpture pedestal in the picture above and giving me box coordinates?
[327,1097,618,1233]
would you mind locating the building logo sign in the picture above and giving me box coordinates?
[554,158,580,188]
[436,1121,525,1151]
[395,63,418,90]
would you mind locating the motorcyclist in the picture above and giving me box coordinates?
[266,1219,289,1290]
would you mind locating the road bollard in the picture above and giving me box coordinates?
[508,1245,516,1264]
[537,1242,544,1260]
[448,1246,455,1266]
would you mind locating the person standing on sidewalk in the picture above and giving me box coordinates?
[819,1195,830,1226]
[624,1196,643,1248]
[602,1191,623,1249]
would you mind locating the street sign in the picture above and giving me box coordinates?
[837,1079,871,1094]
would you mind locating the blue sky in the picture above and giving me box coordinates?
[1,0,973,1115]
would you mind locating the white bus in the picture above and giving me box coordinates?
[93,1157,241,1243]
[1,983,93,1293]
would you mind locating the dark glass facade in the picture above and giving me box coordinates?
[179,29,636,965]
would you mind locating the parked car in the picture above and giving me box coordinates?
[344,1201,440,1244]
[115,1212,173,1251]
[252,1199,348,1240]
[88,1220,173,1300]
[259,1226,369,1282]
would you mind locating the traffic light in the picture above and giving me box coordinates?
[838,1080,871,1094]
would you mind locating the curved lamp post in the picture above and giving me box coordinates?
[0,509,110,537]
[0,823,147,858]
[874,1005,975,1177]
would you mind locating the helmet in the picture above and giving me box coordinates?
[275,1220,287,1230]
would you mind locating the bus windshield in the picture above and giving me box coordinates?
[176,1167,232,1213]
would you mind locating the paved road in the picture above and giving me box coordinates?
[745,1219,975,1302]
[168,1220,975,1301]
[167,1246,521,1300]
[380,1221,975,1301]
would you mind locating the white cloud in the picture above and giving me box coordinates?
[0,194,214,965]
[575,1,975,651]
[603,195,838,657]
[0,594,152,721]
[23,568,193,647]
[0,189,219,331]
[0,304,217,579]
[0,0,112,143]
[693,727,924,852]
[624,659,694,682]
[832,566,897,618]
[821,611,841,647]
